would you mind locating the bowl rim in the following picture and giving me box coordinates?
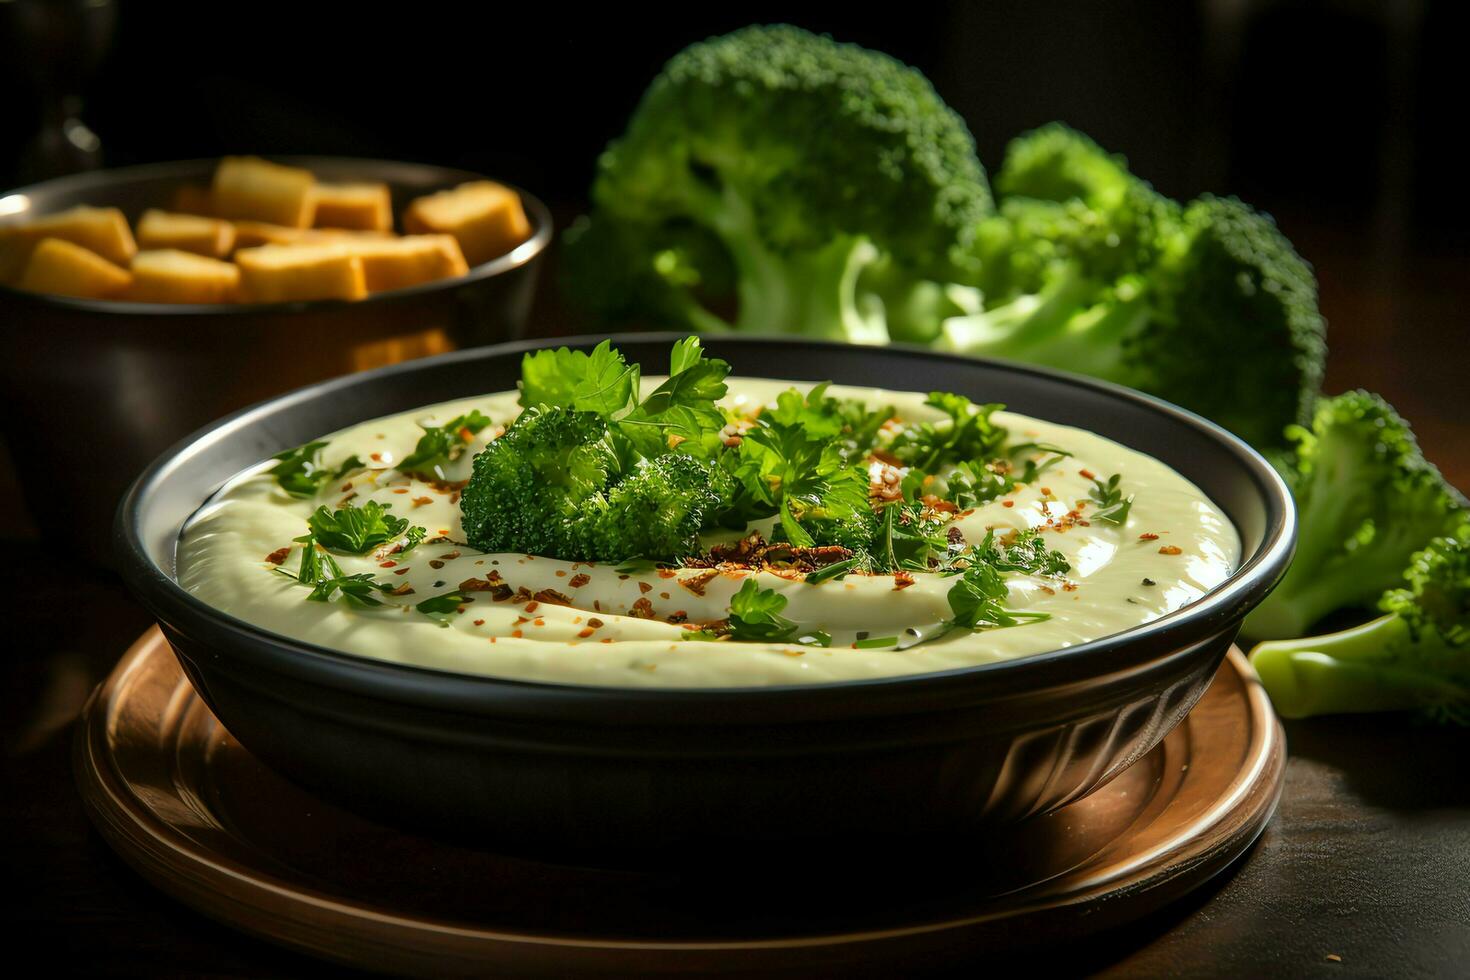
[115,334,1296,709]
[0,155,553,315]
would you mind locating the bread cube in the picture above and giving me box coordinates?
[347,234,469,293]
[233,221,392,250]
[235,243,367,303]
[211,156,316,228]
[170,184,217,216]
[0,205,137,281]
[313,182,393,231]
[403,181,531,265]
[136,209,236,259]
[16,237,132,299]
[128,249,240,304]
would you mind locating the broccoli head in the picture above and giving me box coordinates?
[564,24,991,341]
[1244,391,1467,640]
[941,125,1325,448]
[1249,528,1470,723]
[460,406,618,560]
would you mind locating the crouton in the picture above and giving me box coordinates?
[403,180,531,265]
[234,243,366,303]
[128,249,240,304]
[136,209,236,259]
[16,237,132,299]
[211,156,316,228]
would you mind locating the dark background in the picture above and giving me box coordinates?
[1,0,1465,495]
[2,3,1467,976]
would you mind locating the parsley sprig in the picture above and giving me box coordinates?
[399,410,494,480]
[1088,473,1135,525]
[306,500,424,554]
[269,441,363,498]
[276,533,463,623]
[688,578,833,646]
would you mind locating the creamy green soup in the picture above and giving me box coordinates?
[178,379,1239,687]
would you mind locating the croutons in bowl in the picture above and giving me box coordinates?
[0,157,552,561]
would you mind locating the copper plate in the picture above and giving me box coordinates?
[75,629,1284,976]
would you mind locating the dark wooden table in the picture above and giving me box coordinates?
[4,223,1468,977]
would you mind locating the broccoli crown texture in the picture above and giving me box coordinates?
[1244,391,1467,640]
[942,125,1326,448]
[565,24,991,339]
[1250,529,1470,724]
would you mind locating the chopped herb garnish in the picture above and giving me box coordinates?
[269,441,364,498]
[1088,473,1135,525]
[307,500,421,554]
[804,557,859,584]
[852,634,900,649]
[399,410,493,480]
[415,591,466,625]
[724,578,832,646]
[946,561,1053,632]
[966,529,1072,578]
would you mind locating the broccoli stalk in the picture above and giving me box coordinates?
[564,24,991,342]
[1244,391,1466,640]
[1249,531,1470,723]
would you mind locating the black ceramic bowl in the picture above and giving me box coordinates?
[0,157,552,561]
[116,336,1294,860]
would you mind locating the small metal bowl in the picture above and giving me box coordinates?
[0,157,552,560]
[116,336,1295,861]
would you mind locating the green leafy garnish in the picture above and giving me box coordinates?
[398,410,494,480]
[269,441,364,498]
[967,529,1072,577]
[307,501,419,554]
[887,392,1007,471]
[725,578,832,646]
[804,557,859,584]
[519,338,641,418]
[1088,473,1135,525]
[415,591,465,625]
[946,561,1052,631]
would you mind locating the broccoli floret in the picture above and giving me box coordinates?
[1244,391,1467,640]
[595,453,733,560]
[941,126,1325,448]
[564,24,991,342]
[460,407,618,560]
[1249,529,1470,723]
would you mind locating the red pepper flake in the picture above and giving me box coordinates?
[1079,468,1096,480]
[1002,500,1015,508]
[555,569,567,577]
[473,619,484,626]
[657,568,677,579]
[370,452,383,462]
[459,574,512,600]
[679,570,719,596]
[438,550,461,561]
[392,488,409,494]
[388,583,415,597]
[1062,582,1079,592]
[429,560,445,569]
[577,627,596,638]
[510,629,523,638]
[1139,532,1160,541]
[618,574,629,581]
[1038,585,1056,596]
[569,573,591,589]
[1040,487,1052,496]
[601,637,613,644]
[340,482,353,492]
[411,496,433,507]
[659,591,671,600]
[588,618,604,628]
[893,571,916,591]
[393,567,411,576]
[629,597,655,618]
[524,600,540,613]
[533,589,572,606]
[532,618,545,627]
[638,581,653,594]
[1158,545,1183,555]
[379,560,397,568]
[265,547,291,565]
